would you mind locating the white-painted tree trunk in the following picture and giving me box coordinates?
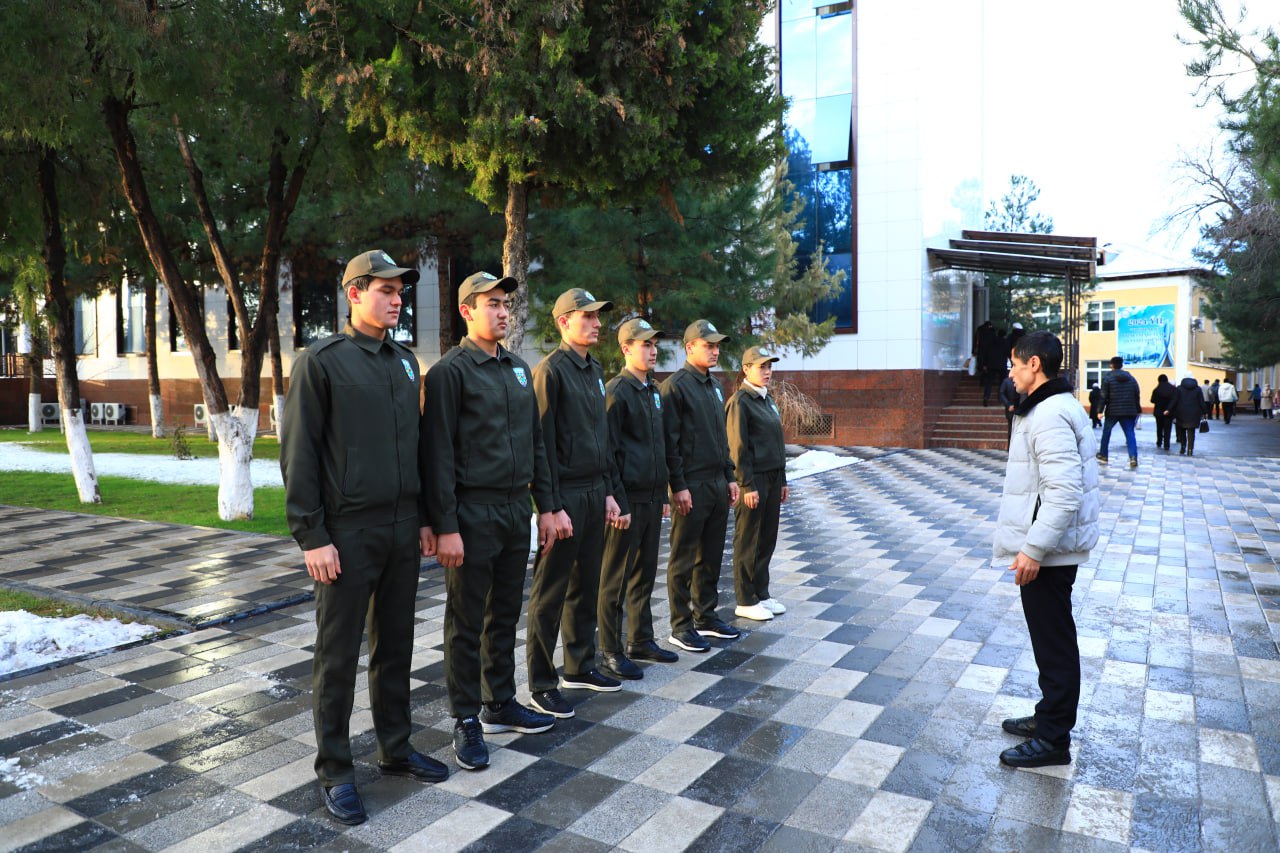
[149,394,165,438]
[28,393,40,433]
[213,407,258,520]
[273,393,285,441]
[62,408,101,504]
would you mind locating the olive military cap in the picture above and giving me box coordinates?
[342,249,420,286]
[552,288,613,319]
[683,319,728,344]
[617,317,662,344]
[458,271,518,303]
[741,346,780,366]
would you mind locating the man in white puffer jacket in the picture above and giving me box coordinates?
[994,330,1100,769]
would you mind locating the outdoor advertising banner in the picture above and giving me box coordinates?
[1117,304,1175,368]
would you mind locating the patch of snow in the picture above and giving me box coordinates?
[0,444,283,488]
[0,756,46,790]
[787,449,862,479]
[0,611,159,676]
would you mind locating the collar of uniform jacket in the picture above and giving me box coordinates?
[618,369,652,390]
[558,341,600,370]
[1014,376,1074,416]
[743,380,768,399]
[681,363,715,383]
[460,336,511,364]
[344,323,393,354]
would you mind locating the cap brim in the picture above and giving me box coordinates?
[623,328,662,341]
[368,266,420,285]
[745,356,780,365]
[472,276,518,295]
[702,333,729,343]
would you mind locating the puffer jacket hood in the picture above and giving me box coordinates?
[994,378,1100,567]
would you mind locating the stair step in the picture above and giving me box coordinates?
[929,437,1010,450]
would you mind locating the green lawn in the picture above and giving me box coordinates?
[0,471,290,537]
[0,587,146,622]
[0,427,281,461]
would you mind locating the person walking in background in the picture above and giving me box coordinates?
[726,346,790,623]
[281,250,446,825]
[1150,374,1177,451]
[1088,383,1102,429]
[1097,356,1141,468]
[1166,375,1207,456]
[598,318,679,679]
[1202,380,1212,418]
[1267,386,1277,420]
[976,321,1007,407]
[1218,378,1238,424]
[1254,382,1264,415]
[1006,321,1026,353]
[1000,369,1021,443]
[1210,379,1221,420]
[995,330,1099,769]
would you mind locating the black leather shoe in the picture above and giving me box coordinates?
[1001,715,1036,738]
[321,782,367,825]
[600,653,643,680]
[628,640,679,663]
[378,750,448,783]
[999,737,1071,768]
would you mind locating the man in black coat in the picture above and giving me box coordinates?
[1164,376,1207,456]
[1098,356,1142,468]
[1149,374,1177,451]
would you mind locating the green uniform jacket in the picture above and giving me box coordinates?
[660,364,734,492]
[726,386,788,494]
[280,325,424,551]
[605,370,668,516]
[421,337,556,535]
[533,343,622,509]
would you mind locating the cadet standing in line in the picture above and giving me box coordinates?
[661,319,741,653]
[526,288,626,718]
[420,271,559,772]
[281,249,447,826]
[597,319,680,679]
[726,346,790,623]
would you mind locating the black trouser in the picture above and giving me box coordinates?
[667,479,730,633]
[1020,564,1080,748]
[980,368,998,403]
[1154,413,1173,448]
[598,498,663,653]
[527,483,606,690]
[1089,405,1100,428]
[1223,401,1235,424]
[1211,400,1220,419]
[313,518,420,786]
[732,469,784,606]
[444,500,530,718]
[1176,423,1198,454]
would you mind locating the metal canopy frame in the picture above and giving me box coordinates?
[928,230,1098,381]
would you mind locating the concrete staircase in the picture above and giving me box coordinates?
[926,379,1010,450]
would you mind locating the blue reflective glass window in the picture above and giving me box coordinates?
[785,99,816,163]
[780,17,816,100]
[811,95,851,164]
[816,169,852,253]
[815,11,853,98]
[810,251,854,330]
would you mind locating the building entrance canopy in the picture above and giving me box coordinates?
[928,230,1098,378]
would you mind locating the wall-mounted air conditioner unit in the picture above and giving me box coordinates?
[102,403,126,425]
[269,403,279,431]
[40,403,60,425]
[89,402,105,424]
[193,403,208,427]
[1191,317,1204,331]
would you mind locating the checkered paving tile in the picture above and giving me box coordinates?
[2,446,1280,851]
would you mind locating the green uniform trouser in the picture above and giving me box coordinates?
[598,499,663,653]
[732,468,784,606]
[667,479,729,633]
[527,484,606,691]
[444,500,530,719]
[313,518,420,786]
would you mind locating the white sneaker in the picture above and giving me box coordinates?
[734,603,774,621]
[760,598,787,615]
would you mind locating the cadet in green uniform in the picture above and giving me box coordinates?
[281,249,447,827]
[598,318,679,678]
[661,319,741,653]
[726,346,790,622]
[421,271,559,772]
[526,288,625,717]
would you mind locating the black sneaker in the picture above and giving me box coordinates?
[1001,715,1036,738]
[999,737,1071,768]
[668,629,711,653]
[530,688,575,719]
[453,716,489,771]
[560,669,622,692]
[480,698,555,734]
[627,639,679,663]
[695,618,741,639]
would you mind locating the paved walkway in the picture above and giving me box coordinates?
[2,422,1280,850]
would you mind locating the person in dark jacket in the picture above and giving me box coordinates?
[999,370,1021,443]
[975,321,1007,406]
[281,249,446,826]
[1209,379,1221,419]
[1149,374,1177,451]
[1165,376,1207,456]
[1087,383,1102,428]
[1097,356,1142,467]
[726,346,790,623]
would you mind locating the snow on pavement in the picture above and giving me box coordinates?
[786,449,862,479]
[0,443,283,487]
[0,610,158,676]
